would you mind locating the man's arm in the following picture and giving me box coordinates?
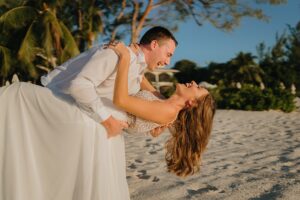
[68,48,127,137]
[140,75,166,99]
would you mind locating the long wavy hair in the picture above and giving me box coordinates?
[165,94,216,177]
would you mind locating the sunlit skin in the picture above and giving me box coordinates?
[176,81,208,99]
[139,38,176,71]
[139,42,206,103]
[109,42,215,177]
[164,81,209,111]
[111,42,209,125]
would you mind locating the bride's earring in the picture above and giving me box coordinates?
[185,101,192,108]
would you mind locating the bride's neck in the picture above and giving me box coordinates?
[165,94,186,112]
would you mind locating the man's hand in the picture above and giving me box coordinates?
[152,90,166,100]
[101,116,128,138]
[150,125,167,137]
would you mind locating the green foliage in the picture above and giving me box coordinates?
[171,21,299,113]
[211,84,296,112]
[173,60,198,83]
[286,22,300,96]
[0,45,12,78]
[160,86,176,98]
[0,1,79,84]
[0,0,289,85]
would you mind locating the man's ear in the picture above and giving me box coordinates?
[150,40,159,50]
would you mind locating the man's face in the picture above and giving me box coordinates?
[147,39,176,71]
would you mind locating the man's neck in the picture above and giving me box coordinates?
[138,44,150,64]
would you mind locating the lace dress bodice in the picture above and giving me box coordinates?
[126,90,161,134]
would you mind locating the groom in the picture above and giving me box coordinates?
[41,26,178,138]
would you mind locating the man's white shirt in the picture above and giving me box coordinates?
[41,45,147,123]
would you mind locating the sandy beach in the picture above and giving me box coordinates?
[125,109,300,200]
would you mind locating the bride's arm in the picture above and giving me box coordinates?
[111,43,177,125]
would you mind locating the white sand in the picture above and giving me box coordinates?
[124,110,300,200]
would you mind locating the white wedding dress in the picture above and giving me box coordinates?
[0,82,131,200]
[0,82,161,200]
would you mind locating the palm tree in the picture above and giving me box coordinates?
[58,0,104,51]
[260,31,297,90]
[173,59,198,83]
[227,52,264,86]
[0,0,79,84]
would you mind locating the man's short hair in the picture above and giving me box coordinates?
[139,26,178,46]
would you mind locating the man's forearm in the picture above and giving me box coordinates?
[140,76,166,99]
[140,75,156,92]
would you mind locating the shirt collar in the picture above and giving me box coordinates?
[136,49,147,72]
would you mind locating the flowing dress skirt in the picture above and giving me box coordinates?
[0,82,129,200]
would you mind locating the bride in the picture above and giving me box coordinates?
[109,42,215,177]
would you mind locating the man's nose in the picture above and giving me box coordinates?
[164,57,171,65]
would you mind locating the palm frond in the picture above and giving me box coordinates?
[41,11,64,56]
[18,21,40,64]
[0,45,12,77]
[23,61,38,78]
[59,21,79,63]
[0,6,37,30]
[42,16,54,58]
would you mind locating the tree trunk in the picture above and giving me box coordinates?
[130,0,153,43]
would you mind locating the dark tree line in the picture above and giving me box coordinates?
[172,22,299,112]
[173,22,300,96]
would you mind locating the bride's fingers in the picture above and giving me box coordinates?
[108,40,120,46]
[129,43,139,55]
[120,121,129,129]
[109,42,126,50]
[103,41,131,58]
[102,41,123,49]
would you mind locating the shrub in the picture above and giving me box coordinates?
[210,84,296,112]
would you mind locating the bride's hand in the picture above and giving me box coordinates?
[129,43,139,55]
[107,41,130,58]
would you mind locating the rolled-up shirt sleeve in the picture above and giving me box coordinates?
[68,48,118,123]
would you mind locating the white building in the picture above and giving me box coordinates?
[145,68,179,91]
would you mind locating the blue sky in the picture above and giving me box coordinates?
[167,0,300,67]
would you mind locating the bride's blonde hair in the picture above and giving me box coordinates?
[165,94,216,177]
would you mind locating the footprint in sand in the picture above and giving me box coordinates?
[144,143,150,147]
[128,163,137,169]
[148,151,157,155]
[152,176,160,182]
[136,170,151,180]
[135,159,143,163]
[187,184,219,196]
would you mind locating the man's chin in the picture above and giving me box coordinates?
[147,66,155,71]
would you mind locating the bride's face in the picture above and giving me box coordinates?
[175,81,209,103]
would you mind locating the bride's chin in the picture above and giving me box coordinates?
[174,83,182,93]
[176,83,185,89]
